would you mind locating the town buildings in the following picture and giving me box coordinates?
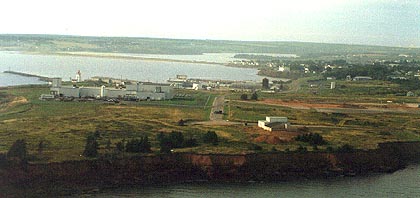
[48,78,174,100]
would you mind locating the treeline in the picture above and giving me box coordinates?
[157,131,219,153]
[84,130,220,157]
[324,64,392,80]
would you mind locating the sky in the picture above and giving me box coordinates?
[0,0,419,47]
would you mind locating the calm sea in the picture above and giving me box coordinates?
[0,51,268,87]
[87,165,420,198]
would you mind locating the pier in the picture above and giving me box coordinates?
[3,71,52,82]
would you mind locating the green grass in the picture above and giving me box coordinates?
[1,83,420,162]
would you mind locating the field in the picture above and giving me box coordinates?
[1,77,420,162]
[0,86,269,162]
[225,78,420,149]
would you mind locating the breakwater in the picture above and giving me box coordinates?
[3,71,51,82]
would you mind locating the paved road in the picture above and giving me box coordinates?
[209,95,225,121]
[192,95,242,126]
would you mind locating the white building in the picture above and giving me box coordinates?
[49,78,174,100]
[258,116,289,131]
[353,76,373,81]
[278,66,290,72]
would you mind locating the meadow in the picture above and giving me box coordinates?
[1,78,420,162]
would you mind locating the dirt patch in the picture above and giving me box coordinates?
[254,135,284,144]
[260,99,342,109]
[0,96,28,112]
[7,96,28,107]
[245,126,299,145]
[260,99,416,111]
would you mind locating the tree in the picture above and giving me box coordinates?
[262,78,269,89]
[202,131,219,145]
[159,137,173,154]
[296,145,308,153]
[336,144,355,153]
[115,140,125,152]
[240,94,248,100]
[248,143,262,151]
[83,133,99,157]
[38,140,46,155]
[156,132,165,143]
[105,139,112,150]
[251,92,258,100]
[169,131,184,148]
[183,137,198,147]
[125,136,151,153]
[295,133,327,146]
[7,139,27,161]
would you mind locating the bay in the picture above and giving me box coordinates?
[89,165,420,198]
[0,51,266,86]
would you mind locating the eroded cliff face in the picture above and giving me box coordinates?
[1,142,420,187]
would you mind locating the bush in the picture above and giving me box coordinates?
[240,94,248,100]
[158,131,198,153]
[295,133,327,146]
[296,145,308,153]
[326,146,334,153]
[202,131,219,145]
[83,133,99,158]
[7,139,27,161]
[169,131,184,148]
[159,137,173,154]
[251,92,258,100]
[248,144,262,151]
[336,144,355,153]
[115,140,125,152]
[125,136,151,153]
[183,137,198,148]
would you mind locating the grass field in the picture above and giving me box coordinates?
[1,80,420,162]
[0,86,268,162]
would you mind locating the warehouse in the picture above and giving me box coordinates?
[48,78,174,100]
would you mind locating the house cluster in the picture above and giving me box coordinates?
[167,75,262,92]
[229,60,259,66]
[42,78,174,101]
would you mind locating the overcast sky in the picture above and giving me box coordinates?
[1,0,419,47]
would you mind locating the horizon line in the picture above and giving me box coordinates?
[0,33,417,49]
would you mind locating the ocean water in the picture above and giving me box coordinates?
[0,72,46,87]
[0,51,265,85]
[89,165,420,198]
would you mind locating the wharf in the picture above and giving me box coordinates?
[3,71,52,82]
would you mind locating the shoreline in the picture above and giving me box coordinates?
[24,51,230,66]
[1,141,420,196]
[1,50,291,82]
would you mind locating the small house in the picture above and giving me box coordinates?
[353,76,373,81]
[258,116,289,131]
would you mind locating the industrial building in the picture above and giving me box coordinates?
[258,116,289,131]
[48,78,174,100]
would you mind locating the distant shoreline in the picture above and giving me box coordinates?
[15,51,290,82]
[24,51,228,66]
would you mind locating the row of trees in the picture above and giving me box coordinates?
[240,92,258,100]
[157,131,219,153]
[295,133,327,146]
[82,130,220,157]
